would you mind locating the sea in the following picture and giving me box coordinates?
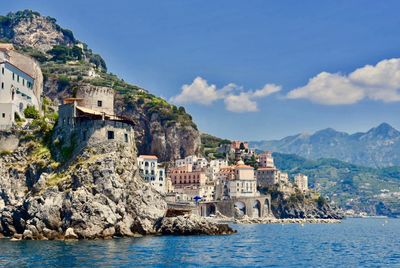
[0,218,399,267]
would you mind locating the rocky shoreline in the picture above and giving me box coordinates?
[210,215,341,225]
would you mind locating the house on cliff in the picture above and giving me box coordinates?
[55,85,135,158]
[0,44,43,130]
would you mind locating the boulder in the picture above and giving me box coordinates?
[155,214,236,235]
[64,228,78,240]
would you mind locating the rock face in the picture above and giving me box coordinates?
[270,191,343,220]
[0,133,227,240]
[1,10,75,52]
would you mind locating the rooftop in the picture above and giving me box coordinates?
[138,155,158,160]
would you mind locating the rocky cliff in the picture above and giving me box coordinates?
[268,189,343,220]
[0,10,201,161]
[0,126,233,240]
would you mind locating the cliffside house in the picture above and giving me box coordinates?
[137,155,166,193]
[258,151,275,168]
[168,164,214,202]
[295,174,308,191]
[55,85,135,156]
[227,160,259,198]
[0,44,43,130]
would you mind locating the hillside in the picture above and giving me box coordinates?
[273,152,400,217]
[250,123,400,168]
[0,10,200,161]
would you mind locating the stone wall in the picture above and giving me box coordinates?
[75,85,114,115]
[55,104,135,161]
[199,195,272,218]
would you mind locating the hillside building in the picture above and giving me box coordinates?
[256,167,288,188]
[55,84,135,159]
[258,151,275,168]
[227,161,259,198]
[137,155,166,193]
[0,44,43,130]
[295,174,308,191]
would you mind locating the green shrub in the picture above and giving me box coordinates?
[24,105,40,119]
[57,75,70,91]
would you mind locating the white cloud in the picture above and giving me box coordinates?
[170,77,281,112]
[224,93,259,113]
[170,76,219,105]
[287,58,400,105]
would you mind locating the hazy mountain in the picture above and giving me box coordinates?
[250,123,400,168]
[273,152,400,217]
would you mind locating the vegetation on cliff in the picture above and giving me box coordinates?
[0,9,201,161]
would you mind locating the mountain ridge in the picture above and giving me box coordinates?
[250,123,400,168]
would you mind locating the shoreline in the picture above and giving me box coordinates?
[211,217,341,224]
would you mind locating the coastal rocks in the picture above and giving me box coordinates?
[0,133,232,240]
[156,214,236,235]
[64,228,78,239]
[234,216,341,224]
[270,191,343,220]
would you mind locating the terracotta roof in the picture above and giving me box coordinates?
[257,167,277,171]
[138,155,158,160]
[64,98,84,104]
[235,164,253,169]
[0,44,14,50]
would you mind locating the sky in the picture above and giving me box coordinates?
[2,1,400,140]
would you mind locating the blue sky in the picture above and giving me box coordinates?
[2,1,400,140]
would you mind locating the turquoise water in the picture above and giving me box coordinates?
[0,218,399,267]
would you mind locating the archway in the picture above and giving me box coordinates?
[207,203,216,217]
[264,199,270,216]
[252,200,261,218]
[234,201,246,218]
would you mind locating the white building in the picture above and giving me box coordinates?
[0,44,42,130]
[175,155,198,167]
[228,160,259,198]
[137,155,166,193]
[258,151,275,168]
[295,174,308,191]
[175,155,209,171]
[209,159,228,168]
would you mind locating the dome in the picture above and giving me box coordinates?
[237,160,245,165]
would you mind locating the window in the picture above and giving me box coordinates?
[2,113,5,118]
[22,79,25,86]
[1,67,4,74]
[12,73,15,80]
[17,75,19,82]
[145,161,149,167]
[97,100,102,107]
[124,133,128,143]
[1,82,3,89]
[107,130,114,140]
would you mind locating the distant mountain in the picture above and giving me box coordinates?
[273,152,400,217]
[250,123,400,168]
